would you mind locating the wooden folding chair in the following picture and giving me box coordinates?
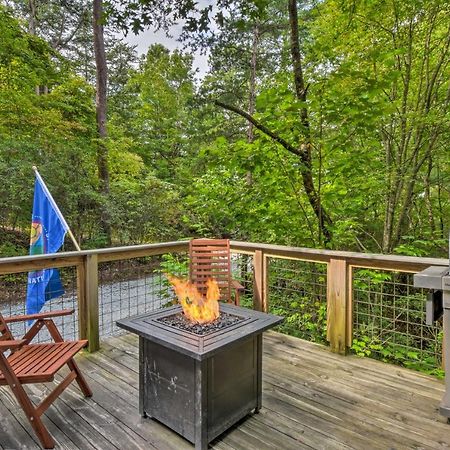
[189,238,245,305]
[0,309,92,449]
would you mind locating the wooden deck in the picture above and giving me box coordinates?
[1,332,449,450]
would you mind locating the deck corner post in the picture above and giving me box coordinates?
[76,262,87,341]
[327,258,351,355]
[253,250,268,312]
[78,253,100,352]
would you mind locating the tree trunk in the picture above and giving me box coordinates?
[424,153,435,233]
[27,0,37,34]
[381,14,450,253]
[247,24,259,143]
[287,0,332,244]
[93,0,111,244]
[381,131,395,253]
[28,0,40,95]
[245,23,260,187]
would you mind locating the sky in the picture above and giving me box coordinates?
[122,27,210,79]
[119,7,213,81]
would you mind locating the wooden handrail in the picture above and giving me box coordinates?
[230,240,448,272]
[0,241,190,274]
[229,241,448,356]
[1,239,445,274]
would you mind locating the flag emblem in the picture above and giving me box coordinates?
[30,221,44,247]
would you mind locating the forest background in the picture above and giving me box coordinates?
[0,0,449,258]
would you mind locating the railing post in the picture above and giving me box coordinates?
[347,265,354,350]
[327,258,350,355]
[77,254,100,352]
[253,250,268,312]
[76,262,87,341]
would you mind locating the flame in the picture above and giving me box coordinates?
[167,275,220,324]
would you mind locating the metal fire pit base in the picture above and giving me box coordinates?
[117,304,283,450]
[140,334,262,450]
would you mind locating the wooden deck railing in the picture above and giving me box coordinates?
[231,242,447,355]
[0,240,447,359]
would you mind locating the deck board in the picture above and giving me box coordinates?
[1,331,449,450]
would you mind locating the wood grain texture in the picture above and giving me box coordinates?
[229,240,448,271]
[252,250,268,312]
[85,254,99,352]
[189,239,233,303]
[327,259,348,354]
[1,331,448,450]
[0,341,88,384]
[253,250,263,311]
[76,262,88,341]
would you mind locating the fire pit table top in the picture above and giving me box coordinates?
[116,303,283,361]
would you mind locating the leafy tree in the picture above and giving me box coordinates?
[307,0,450,252]
[212,0,333,244]
[121,44,196,181]
[1,0,448,256]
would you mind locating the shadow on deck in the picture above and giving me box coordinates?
[1,332,449,450]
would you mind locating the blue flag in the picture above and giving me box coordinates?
[26,172,69,317]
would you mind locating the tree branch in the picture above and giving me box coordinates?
[214,99,333,242]
[214,100,303,159]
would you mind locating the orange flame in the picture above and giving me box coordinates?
[167,275,220,324]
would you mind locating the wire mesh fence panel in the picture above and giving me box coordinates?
[0,266,78,342]
[267,258,327,343]
[231,252,254,309]
[352,268,443,376]
[98,252,188,337]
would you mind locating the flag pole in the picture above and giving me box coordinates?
[32,166,82,252]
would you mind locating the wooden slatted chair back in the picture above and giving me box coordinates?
[189,239,232,303]
[0,313,13,342]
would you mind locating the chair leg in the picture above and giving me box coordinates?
[234,288,240,306]
[43,320,92,398]
[28,412,55,449]
[0,353,55,448]
[67,358,92,397]
[10,382,55,448]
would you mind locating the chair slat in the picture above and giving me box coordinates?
[189,239,233,303]
[28,345,64,374]
[11,345,49,374]
[0,341,88,384]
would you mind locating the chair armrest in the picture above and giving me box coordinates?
[4,309,75,324]
[231,279,245,292]
[0,339,26,350]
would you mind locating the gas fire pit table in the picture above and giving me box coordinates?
[117,303,283,450]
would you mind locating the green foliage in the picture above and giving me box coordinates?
[159,253,189,278]
[157,253,189,305]
[0,6,98,244]
[0,0,448,257]
[271,297,327,344]
[267,260,328,343]
[0,13,191,251]
[394,235,449,257]
[351,334,444,379]
[352,269,444,378]
[123,44,196,181]
[0,242,23,258]
[351,334,384,358]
